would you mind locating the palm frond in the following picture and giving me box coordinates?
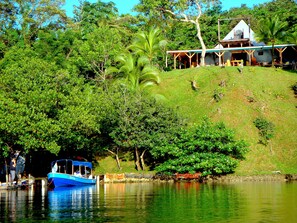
[105,66,119,75]
[255,15,287,44]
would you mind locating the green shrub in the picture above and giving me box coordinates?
[292,82,297,96]
[151,119,249,176]
[213,89,224,102]
[253,117,275,146]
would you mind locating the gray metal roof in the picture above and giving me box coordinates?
[166,44,296,54]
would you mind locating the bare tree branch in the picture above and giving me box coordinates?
[162,0,209,66]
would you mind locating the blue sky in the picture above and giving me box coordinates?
[64,0,271,17]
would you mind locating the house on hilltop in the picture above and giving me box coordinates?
[219,19,255,48]
[166,19,297,69]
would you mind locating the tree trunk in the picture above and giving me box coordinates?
[135,148,141,171]
[272,42,275,67]
[107,149,121,170]
[5,160,9,184]
[140,150,147,171]
[164,1,207,66]
[195,22,206,66]
[115,154,121,170]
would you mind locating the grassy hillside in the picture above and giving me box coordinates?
[150,66,297,175]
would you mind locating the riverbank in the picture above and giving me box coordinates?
[100,173,297,183]
[206,174,297,183]
[2,173,296,190]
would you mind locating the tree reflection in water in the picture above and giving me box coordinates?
[0,182,296,222]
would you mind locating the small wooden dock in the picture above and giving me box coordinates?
[0,176,36,190]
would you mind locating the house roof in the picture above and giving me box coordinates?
[217,19,256,48]
[222,19,255,42]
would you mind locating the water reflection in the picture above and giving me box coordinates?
[0,182,296,222]
[0,189,18,222]
[101,183,156,222]
[48,186,96,221]
[0,187,49,223]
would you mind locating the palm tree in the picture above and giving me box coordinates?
[129,27,167,67]
[255,15,287,67]
[107,53,160,92]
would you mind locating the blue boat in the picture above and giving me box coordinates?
[47,159,96,188]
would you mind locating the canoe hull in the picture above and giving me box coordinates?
[48,172,96,188]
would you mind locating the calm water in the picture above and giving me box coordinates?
[0,181,296,223]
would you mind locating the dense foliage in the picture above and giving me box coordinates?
[0,0,296,175]
[103,89,184,171]
[151,119,249,176]
[253,117,275,146]
[0,47,107,157]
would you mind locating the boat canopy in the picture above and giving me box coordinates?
[72,161,92,169]
[52,159,92,169]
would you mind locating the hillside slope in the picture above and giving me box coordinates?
[151,66,297,175]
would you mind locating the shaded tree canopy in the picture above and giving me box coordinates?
[73,0,118,35]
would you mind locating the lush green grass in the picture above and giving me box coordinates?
[150,66,297,175]
[96,66,297,175]
[94,156,154,175]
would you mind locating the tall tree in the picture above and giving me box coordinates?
[106,91,183,171]
[0,0,16,29]
[0,1,19,55]
[72,25,124,82]
[73,0,118,35]
[108,53,160,92]
[201,4,223,48]
[135,0,219,66]
[1,0,67,46]
[129,27,167,67]
[133,0,176,30]
[33,28,81,68]
[256,0,297,34]
[0,47,105,157]
[255,15,287,67]
[0,48,62,155]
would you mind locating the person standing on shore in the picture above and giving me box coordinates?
[10,158,16,184]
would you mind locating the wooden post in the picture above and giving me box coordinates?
[215,51,225,66]
[244,50,255,66]
[185,53,195,68]
[275,47,287,64]
[218,19,221,42]
[196,53,199,66]
[173,53,176,69]
[174,53,180,69]
[5,160,8,185]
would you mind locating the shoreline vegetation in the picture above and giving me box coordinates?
[100,173,297,183]
[3,173,296,191]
